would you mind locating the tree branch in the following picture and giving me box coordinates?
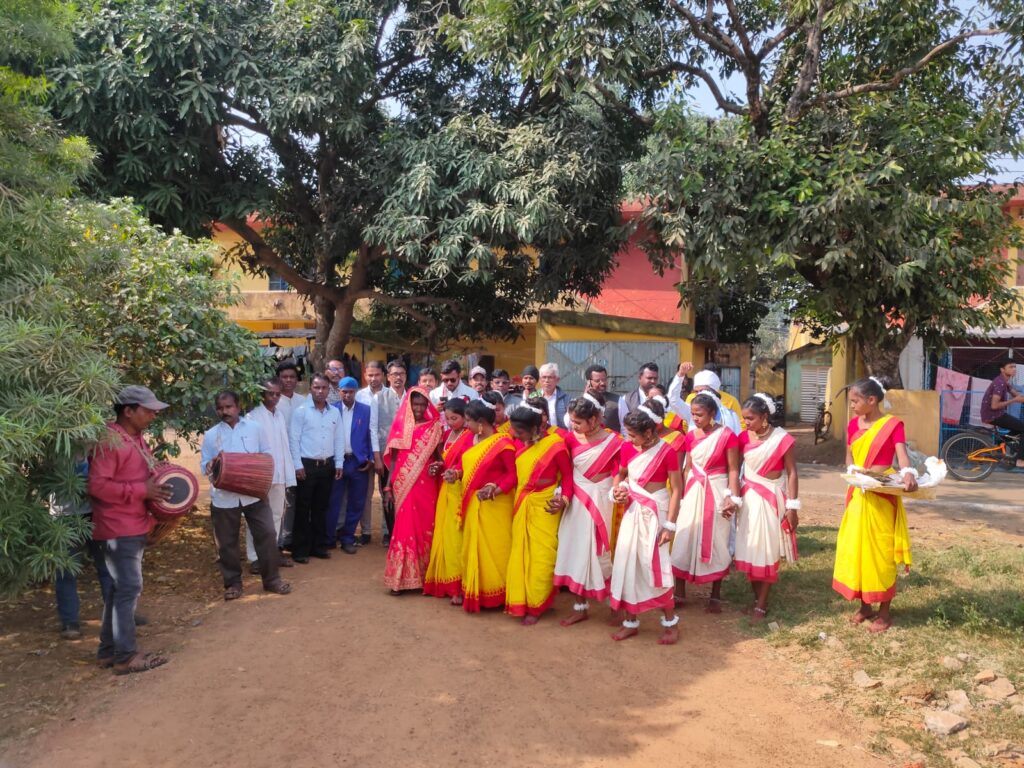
[640,62,747,115]
[723,0,755,60]
[803,27,1003,108]
[757,14,808,60]
[222,216,345,304]
[667,0,747,62]
[785,0,834,120]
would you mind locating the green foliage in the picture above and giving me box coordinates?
[1,0,267,594]
[455,0,1024,368]
[62,199,269,451]
[52,0,629,359]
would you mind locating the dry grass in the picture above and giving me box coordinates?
[723,525,1024,766]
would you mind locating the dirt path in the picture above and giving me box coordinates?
[8,539,886,768]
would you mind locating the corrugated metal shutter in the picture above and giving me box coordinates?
[799,366,830,422]
[545,341,678,397]
[720,366,741,399]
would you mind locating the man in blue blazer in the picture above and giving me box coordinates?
[326,377,374,555]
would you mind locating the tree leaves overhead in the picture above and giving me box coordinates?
[54,0,630,361]
[456,0,1024,371]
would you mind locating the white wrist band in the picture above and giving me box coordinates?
[660,615,680,628]
[729,494,743,506]
[608,488,621,503]
[661,520,677,532]
[573,602,588,612]
[900,467,920,479]
[847,464,864,475]
[622,619,640,629]
[785,499,802,511]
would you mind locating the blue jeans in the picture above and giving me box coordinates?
[55,537,113,627]
[326,456,370,546]
[98,535,146,663]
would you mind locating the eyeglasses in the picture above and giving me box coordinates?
[326,366,344,372]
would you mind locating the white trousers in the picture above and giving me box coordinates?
[247,483,287,562]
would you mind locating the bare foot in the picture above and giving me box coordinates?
[559,611,589,627]
[848,606,876,624]
[866,617,892,633]
[521,615,539,626]
[749,607,767,625]
[449,595,464,606]
[705,598,723,614]
[658,626,679,645]
[610,625,639,641]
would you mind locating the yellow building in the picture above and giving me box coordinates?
[211,204,753,399]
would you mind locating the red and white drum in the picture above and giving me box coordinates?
[147,463,200,521]
[210,452,274,499]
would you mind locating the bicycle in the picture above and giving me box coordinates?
[813,401,832,445]
[941,427,1022,482]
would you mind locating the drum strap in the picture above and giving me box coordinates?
[113,424,157,474]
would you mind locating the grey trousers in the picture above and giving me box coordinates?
[211,499,280,589]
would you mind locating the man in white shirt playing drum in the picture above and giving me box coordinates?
[200,390,292,600]
[246,378,297,572]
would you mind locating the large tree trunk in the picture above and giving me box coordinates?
[857,339,904,388]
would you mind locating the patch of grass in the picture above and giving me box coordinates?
[724,525,1024,767]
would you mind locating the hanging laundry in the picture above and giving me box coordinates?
[969,377,992,426]
[934,367,970,425]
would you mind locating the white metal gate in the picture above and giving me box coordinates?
[545,341,679,396]
[799,366,830,422]
[720,366,741,399]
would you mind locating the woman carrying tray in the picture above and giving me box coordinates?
[833,377,916,633]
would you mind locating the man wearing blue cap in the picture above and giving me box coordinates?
[326,376,374,554]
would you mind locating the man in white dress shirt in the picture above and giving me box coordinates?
[429,359,479,405]
[245,378,297,572]
[355,360,386,545]
[200,390,291,599]
[274,359,306,549]
[288,374,345,563]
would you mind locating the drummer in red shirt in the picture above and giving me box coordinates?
[88,385,172,675]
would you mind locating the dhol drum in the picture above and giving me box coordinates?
[146,463,200,546]
[210,452,274,499]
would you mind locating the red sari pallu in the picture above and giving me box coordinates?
[383,387,443,591]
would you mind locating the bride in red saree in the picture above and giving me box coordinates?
[383,387,443,593]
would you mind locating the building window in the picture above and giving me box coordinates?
[268,272,288,291]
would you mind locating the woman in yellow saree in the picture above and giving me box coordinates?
[459,399,517,613]
[423,399,475,603]
[833,377,916,633]
[504,402,573,625]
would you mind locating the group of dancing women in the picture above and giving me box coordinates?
[378,374,918,643]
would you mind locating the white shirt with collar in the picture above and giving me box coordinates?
[356,385,383,453]
[277,392,307,426]
[429,381,479,406]
[289,401,345,468]
[200,419,271,508]
[543,391,558,425]
[247,404,296,487]
[338,400,354,456]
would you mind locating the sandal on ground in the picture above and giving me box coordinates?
[113,651,168,675]
[224,583,243,601]
[263,581,292,595]
[279,556,295,568]
[705,598,723,614]
[249,561,261,575]
[96,655,115,669]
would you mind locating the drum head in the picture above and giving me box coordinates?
[151,465,199,519]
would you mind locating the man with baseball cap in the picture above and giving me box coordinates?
[469,365,489,396]
[87,385,172,675]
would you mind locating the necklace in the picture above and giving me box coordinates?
[755,425,772,439]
